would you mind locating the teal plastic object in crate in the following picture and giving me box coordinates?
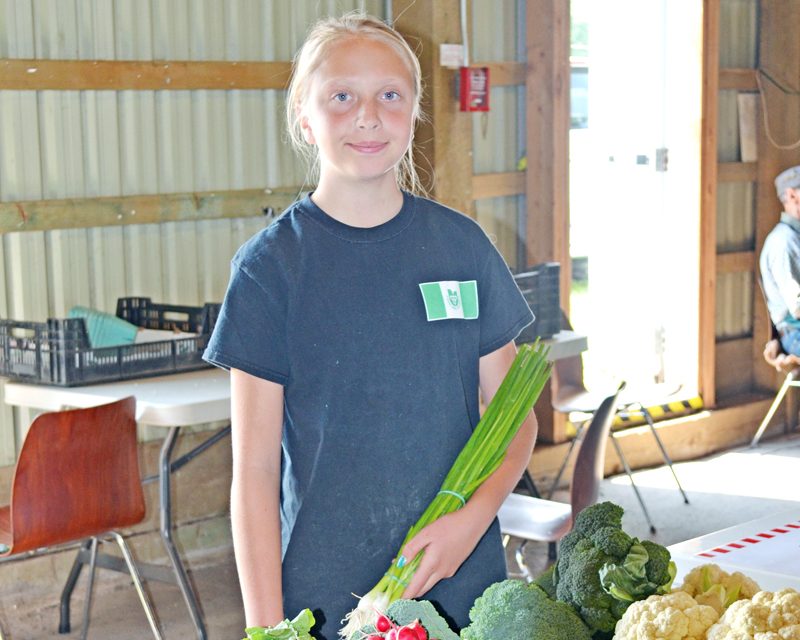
[513,262,561,342]
[0,297,221,386]
[68,306,139,348]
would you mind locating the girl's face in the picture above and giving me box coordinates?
[300,36,416,190]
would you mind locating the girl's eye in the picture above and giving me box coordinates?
[383,90,400,100]
[333,92,349,102]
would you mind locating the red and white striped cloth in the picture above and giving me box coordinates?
[695,519,800,559]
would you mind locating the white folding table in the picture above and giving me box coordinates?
[3,368,231,640]
[668,507,800,592]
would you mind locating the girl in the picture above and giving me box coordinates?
[204,13,538,640]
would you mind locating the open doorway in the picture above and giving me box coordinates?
[568,0,703,401]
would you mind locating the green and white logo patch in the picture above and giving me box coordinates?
[419,280,479,321]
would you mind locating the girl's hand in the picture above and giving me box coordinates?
[399,507,490,599]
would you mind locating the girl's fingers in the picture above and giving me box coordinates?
[403,559,438,599]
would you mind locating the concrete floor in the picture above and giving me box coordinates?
[3,431,799,640]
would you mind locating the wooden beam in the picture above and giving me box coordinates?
[718,68,758,91]
[0,59,291,90]
[479,61,525,87]
[394,1,474,216]
[0,187,300,233]
[700,0,720,408]
[472,171,525,200]
[718,161,758,182]
[716,250,755,273]
[522,0,570,444]
[525,0,571,302]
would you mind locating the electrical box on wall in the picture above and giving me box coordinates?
[459,66,490,112]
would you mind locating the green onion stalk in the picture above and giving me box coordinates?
[340,341,552,639]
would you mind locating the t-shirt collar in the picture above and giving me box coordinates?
[298,191,415,243]
[781,212,800,233]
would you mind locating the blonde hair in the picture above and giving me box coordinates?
[285,13,426,195]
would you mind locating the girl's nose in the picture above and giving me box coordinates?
[357,100,380,129]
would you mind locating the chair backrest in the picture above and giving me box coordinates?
[4,396,144,555]
[569,385,623,518]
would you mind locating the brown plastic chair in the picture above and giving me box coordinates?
[547,313,689,534]
[497,384,623,579]
[0,396,162,639]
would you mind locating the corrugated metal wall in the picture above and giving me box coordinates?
[0,0,385,463]
[471,0,525,270]
[715,0,758,341]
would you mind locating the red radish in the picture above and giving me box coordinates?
[397,627,419,640]
[376,614,393,633]
[366,636,383,640]
[407,621,428,640]
[386,629,398,640]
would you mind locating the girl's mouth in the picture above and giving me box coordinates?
[348,141,389,154]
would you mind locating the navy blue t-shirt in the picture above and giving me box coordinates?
[204,192,533,638]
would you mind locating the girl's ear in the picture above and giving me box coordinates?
[299,111,316,145]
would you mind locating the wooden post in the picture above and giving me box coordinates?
[392,0,474,217]
[699,0,719,408]
[525,0,571,443]
[524,0,570,283]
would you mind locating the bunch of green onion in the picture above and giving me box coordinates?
[341,341,552,639]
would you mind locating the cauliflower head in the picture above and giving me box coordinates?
[706,588,800,640]
[678,564,761,614]
[613,590,719,640]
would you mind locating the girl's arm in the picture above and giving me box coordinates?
[230,368,286,627]
[401,340,538,598]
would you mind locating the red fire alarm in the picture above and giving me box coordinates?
[459,66,490,112]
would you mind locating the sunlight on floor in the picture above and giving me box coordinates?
[607,446,799,502]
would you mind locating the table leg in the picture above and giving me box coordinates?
[160,427,207,640]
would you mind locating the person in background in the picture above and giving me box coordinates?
[202,13,537,640]
[760,165,800,359]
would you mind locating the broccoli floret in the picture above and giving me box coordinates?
[461,579,591,640]
[589,526,633,558]
[572,501,625,537]
[555,502,625,571]
[385,599,459,640]
[640,539,672,585]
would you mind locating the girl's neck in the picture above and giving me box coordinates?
[311,174,404,228]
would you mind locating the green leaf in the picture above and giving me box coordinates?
[241,609,316,640]
[600,542,674,603]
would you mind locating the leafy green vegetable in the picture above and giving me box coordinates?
[243,608,315,640]
[552,502,676,638]
[460,579,592,640]
[386,599,459,640]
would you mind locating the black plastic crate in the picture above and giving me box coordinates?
[513,262,561,342]
[0,297,221,387]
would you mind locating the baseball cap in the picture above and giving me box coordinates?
[775,165,800,198]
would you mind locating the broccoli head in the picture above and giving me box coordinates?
[552,502,677,637]
[461,579,591,640]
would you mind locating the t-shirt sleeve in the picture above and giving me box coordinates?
[202,258,290,385]
[477,240,534,356]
